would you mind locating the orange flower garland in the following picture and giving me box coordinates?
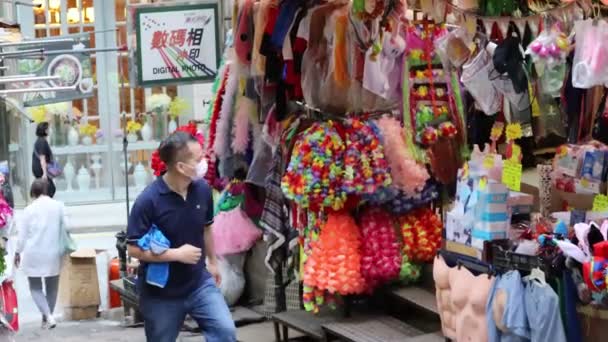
[303,213,366,302]
[399,208,443,263]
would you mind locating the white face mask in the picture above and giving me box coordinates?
[195,159,208,179]
[182,158,208,181]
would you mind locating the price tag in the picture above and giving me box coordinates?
[490,122,504,141]
[483,155,495,169]
[502,160,523,191]
[593,194,608,212]
[530,83,541,117]
[556,145,568,157]
[505,123,523,141]
[510,143,522,162]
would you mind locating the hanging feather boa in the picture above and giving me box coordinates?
[205,59,228,124]
[213,63,240,158]
[375,116,429,196]
[231,96,256,154]
[208,65,230,158]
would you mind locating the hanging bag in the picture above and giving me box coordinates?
[34,151,62,178]
[59,218,76,255]
[0,281,18,332]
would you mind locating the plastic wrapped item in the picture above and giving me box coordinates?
[572,19,608,89]
[214,254,246,306]
[539,63,567,97]
[363,27,406,101]
[531,93,567,148]
[526,26,570,69]
[461,49,501,115]
[435,27,471,69]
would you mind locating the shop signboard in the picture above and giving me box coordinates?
[16,39,94,107]
[131,2,220,87]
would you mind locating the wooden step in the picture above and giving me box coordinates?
[389,286,438,316]
[322,315,424,342]
[272,309,340,341]
[405,332,444,341]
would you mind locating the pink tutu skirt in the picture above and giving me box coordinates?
[212,208,262,256]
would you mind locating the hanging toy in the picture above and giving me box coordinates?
[420,126,439,146]
[359,207,403,292]
[438,121,457,138]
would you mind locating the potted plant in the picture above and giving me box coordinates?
[126,120,142,143]
[79,123,97,145]
[145,93,172,139]
[167,97,189,134]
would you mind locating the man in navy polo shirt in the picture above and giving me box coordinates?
[127,131,236,342]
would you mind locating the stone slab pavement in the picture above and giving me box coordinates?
[15,320,308,342]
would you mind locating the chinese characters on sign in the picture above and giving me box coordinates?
[134,4,220,87]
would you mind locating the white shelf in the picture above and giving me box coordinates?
[52,144,107,155]
[51,140,160,155]
[114,140,160,152]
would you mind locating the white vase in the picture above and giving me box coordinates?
[68,127,79,146]
[63,159,75,192]
[76,166,91,192]
[168,118,177,134]
[48,126,54,146]
[127,133,139,143]
[141,122,153,141]
[134,163,148,188]
[90,154,102,189]
[82,136,93,145]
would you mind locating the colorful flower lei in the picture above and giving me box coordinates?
[281,121,347,211]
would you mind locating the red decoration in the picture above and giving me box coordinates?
[359,207,402,292]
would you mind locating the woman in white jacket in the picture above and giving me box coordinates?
[15,179,67,329]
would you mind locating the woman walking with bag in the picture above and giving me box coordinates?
[15,179,69,329]
[32,122,59,198]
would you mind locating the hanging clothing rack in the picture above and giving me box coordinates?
[292,101,396,121]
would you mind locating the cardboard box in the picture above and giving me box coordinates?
[59,248,101,320]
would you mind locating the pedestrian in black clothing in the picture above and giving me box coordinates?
[31,122,56,198]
